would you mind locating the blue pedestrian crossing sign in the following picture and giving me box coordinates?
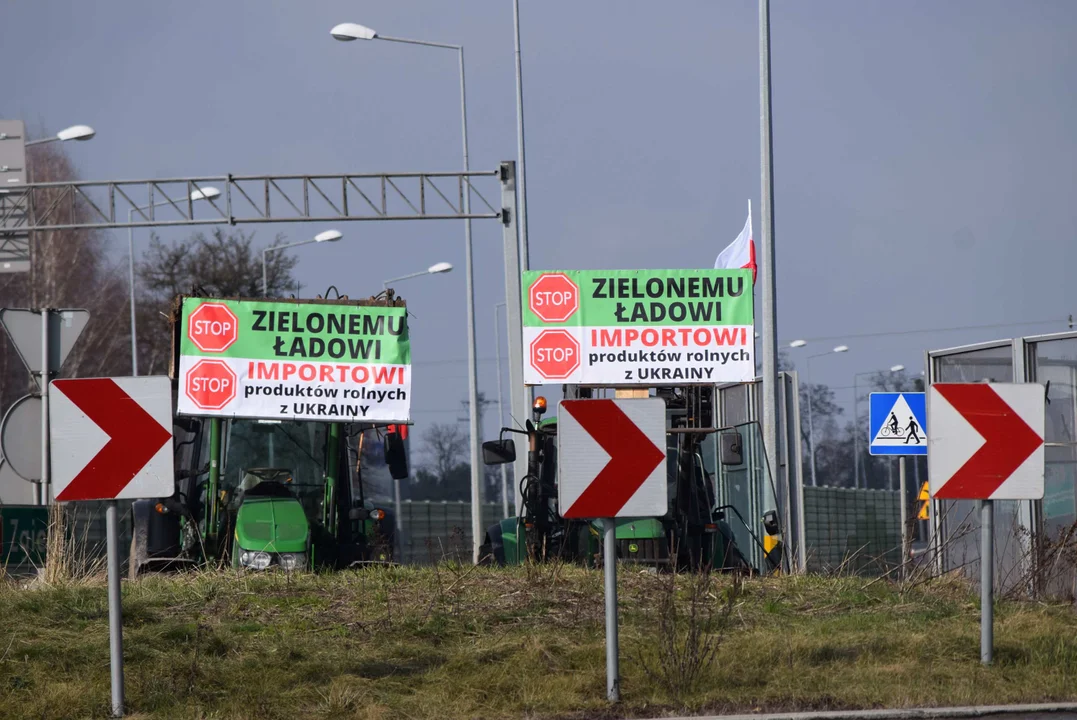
[869,392,927,456]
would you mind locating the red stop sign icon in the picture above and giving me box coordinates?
[188,302,239,353]
[529,273,579,323]
[530,329,581,381]
[185,359,238,410]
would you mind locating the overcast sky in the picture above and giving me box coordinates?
[5,0,1075,455]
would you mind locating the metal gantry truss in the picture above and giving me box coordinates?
[0,169,502,235]
[0,161,531,550]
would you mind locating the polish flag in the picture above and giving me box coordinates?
[714,200,756,284]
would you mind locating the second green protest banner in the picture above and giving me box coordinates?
[523,269,754,386]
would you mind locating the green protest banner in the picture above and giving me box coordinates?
[522,269,754,385]
[176,297,411,422]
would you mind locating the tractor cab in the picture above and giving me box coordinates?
[481,388,784,573]
[131,417,398,576]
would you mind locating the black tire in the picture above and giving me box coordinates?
[479,525,505,566]
[478,537,494,566]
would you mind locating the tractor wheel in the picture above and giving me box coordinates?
[478,536,494,566]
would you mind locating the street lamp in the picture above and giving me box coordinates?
[790,341,849,487]
[511,0,530,269]
[379,260,454,553]
[333,21,486,564]
[261,229,342,297]
[25,125,96,147]
[851,364,906,488]
[128,186,222,375]
[383,262,453,289]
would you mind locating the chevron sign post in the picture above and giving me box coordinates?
[557,397,667,703]
[48,375,174,717]
[928,382,1045,666]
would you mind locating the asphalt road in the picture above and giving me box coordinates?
[647,707,1077,720]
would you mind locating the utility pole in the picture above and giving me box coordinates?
[759,0,781,493]
[459,392,497,524]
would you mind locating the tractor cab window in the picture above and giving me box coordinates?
[221,420,328,522]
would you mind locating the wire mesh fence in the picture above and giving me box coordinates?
[395,501,504,565]
[802,486,903,576]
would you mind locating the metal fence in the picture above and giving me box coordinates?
[802,486,901,575]
[396,501,504,565]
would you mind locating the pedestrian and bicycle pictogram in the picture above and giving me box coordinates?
[869,392,927,456]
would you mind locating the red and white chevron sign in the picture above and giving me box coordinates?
[48,377,174,502]
[928,383,1044,501]
[557,398,668,518]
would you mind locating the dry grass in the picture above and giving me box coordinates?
[0,566,1076,719]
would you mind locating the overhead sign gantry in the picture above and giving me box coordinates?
[0,160,530,562]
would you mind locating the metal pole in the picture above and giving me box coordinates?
[393,474,403,553]
[127,214,138,376]
[106,500,125,717]
[981,499,994,664]
[759,0,780,495]
[261,250,269,297]
[383,270,426,289]
[899,456,909,576]
[603,518,620,702]
[40,309,49,504]
[806,360,817,487]
[852,375,860,488]
[495,302,510,518]
[457,46,483,565]
[499,162,528,512]
[512,0,530,271]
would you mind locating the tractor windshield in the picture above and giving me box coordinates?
[221,420,328,522]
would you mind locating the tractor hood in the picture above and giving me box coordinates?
[235,497,310,554]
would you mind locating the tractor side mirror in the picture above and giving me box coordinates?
[384,432,408,480]
[762,509,781,536]
[719,431,743,466]
[482,438,516,466]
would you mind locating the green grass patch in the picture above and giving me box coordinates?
[0,567,1074,719]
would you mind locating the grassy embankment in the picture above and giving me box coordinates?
[1,564,1076,719]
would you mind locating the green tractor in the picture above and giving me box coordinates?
[131,416,404,575]
[480,387,784,573]
[130,292,410,576]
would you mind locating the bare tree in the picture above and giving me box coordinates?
[0,140,130,413]
[421,422,468,482]
[134,228,298,375]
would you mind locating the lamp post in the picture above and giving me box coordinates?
[511,0,530,269]
[790,341,849,487]
[25,125,95,147]
[852,364,905,488]
[381,261,453,556]
[494,301,509,519]
[127,186,221,375]
[759,0,780,509]
[261,229,343,297]
[332,22,485,564]
[383,262,453,289]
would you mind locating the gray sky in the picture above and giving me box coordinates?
[5,0,1075,450]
